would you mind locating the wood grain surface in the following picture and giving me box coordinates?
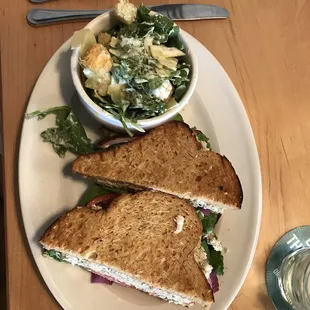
[2,0,310,309]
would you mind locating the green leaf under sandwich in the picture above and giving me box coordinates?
[201,213,218,234]
[26,106,93,157]
[79,184,125,206]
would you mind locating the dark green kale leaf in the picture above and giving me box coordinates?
[168,25,180,38]
[136,4,152,22]
[208,247,224,275]
[173,113,184,122]
[112,58,142,83]
[166,26,184,50]
[138,22,155,37]
[135,5,176,44]
[201,213,218,234]
[26,106,93,157]
[196,131,210,145]
[174,85,187,101]
[153,15,174,42]
[43,249,65,262]
[166,36,184,50]
[120,5,154,38]
[119,21,154,38]
[119,22,139,38]
[170,63,190,101]
[123,88,166,118]
[197,131,211,149]
[191,126,211,150]
[103,104,136,137]
[108,25,121,37]
[147,77,163,89]
[152,32,169,44]
[201,240,224,275]
[196,208,204,220]
[201,239,211,257]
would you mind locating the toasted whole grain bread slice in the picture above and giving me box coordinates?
[72,121,243,212]
[40,191,213,308]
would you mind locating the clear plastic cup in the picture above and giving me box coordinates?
[278,248,310,309]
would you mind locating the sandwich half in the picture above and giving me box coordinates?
[72,121,243,213]
[40,191,214,308]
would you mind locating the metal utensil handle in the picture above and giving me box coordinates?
[26,9,109,26]
[26,5,229,27]
[29,0,55,3]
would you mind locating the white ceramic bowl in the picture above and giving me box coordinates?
[70,11,198,132]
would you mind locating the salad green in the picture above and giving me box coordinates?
[26,106,93,157]
[26,107,184,158]
[75,4,191,135]
[201,213,219,235]
[202,240,224,276]
[192,126,211,150]
[79,184,126,206]
[43,249,65,262]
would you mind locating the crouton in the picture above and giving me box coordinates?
[97,32,112,47]
[115,0,137,25]
[81,43,112,75]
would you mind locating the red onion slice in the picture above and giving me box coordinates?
[97,136,140,149]
[201,209,211,216]
[208,270,219,293]
[90,273,131,287]
[91,273,113,285]
[86,193,119,209]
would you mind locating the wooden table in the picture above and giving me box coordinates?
[2,0,310,309]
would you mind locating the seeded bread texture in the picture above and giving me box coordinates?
[72,121,243,211]
[40,191,213,308]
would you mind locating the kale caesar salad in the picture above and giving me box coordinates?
[71,1,191,135]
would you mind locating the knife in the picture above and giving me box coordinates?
[26,4,229,27]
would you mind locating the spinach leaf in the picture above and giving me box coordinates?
[110,60,166,126]
[201,213,218,234]
[79,183,125,206]
[196,131,211,149]
[108,25,121,37]
[170,63,190,101]
[170,63,190,86]
[192,127,211,150]
[173,113,184,122]
[43,249,65,262]
[201,240,224,275]
[135,5,176,44]
[136,4,151,22]
[201,239,210,257]
[138,23,155,37]
[166,35,184,51]
[168,25,180,38]
[148,77,163,89]
[174,85,187,101]
[208,246,224,275]
[104,104,146,137]
[119,22,139,37]
[26,106,93,157]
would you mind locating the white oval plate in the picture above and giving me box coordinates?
[19,32,262,310]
